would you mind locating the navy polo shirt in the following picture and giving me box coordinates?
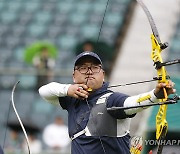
[59,82,134,154]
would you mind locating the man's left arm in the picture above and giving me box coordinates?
[123,90,158,115]
[124,80,176,115]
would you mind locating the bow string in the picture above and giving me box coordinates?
[11,81,31,154]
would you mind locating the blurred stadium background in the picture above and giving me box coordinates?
[0,0,179,153]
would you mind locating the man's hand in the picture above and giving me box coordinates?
[67,84,89,99]
[154,80,176,99]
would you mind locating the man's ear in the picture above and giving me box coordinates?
[103,70,105,82]
[103,70,105,75]
[73,72,76,83]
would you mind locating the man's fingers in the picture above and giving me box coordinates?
[78,84,89,90]
[154,80,176,98]
[76,89,89,99]
[158,81,175,89]
[77,84,90,94]
[167,88,176,94]
[158,83,166,88]
[166,81,175,89]
[73,93,83,99]
[77,87,83,92]
[173,89,176,93]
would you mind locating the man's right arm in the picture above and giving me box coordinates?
[39,82,71,105]
[39,82,90,105]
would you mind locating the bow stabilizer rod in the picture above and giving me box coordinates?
[154,59,180,69]
[107,95,179,111]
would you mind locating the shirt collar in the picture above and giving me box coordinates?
[88,82,110,99]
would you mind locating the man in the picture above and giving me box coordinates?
[39,51,175,154]
[33,47,55,89]
[42,116,70,152]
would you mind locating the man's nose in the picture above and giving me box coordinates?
[86,67,93,74]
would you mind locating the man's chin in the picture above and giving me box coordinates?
[87,84,102,91]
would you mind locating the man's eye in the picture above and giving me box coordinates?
[92,66,99,69]
[80,67,87,70]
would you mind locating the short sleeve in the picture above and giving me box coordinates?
[106,92,136,119]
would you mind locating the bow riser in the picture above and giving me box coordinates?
[150,33,169,141]
[150,33,170,146]
[151,34,168,102]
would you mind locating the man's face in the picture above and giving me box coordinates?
[73,58,105,90]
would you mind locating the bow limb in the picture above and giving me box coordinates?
[11,81,31,154]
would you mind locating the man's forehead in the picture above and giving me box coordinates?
[75,57,100,66]
[79,62,98,66]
